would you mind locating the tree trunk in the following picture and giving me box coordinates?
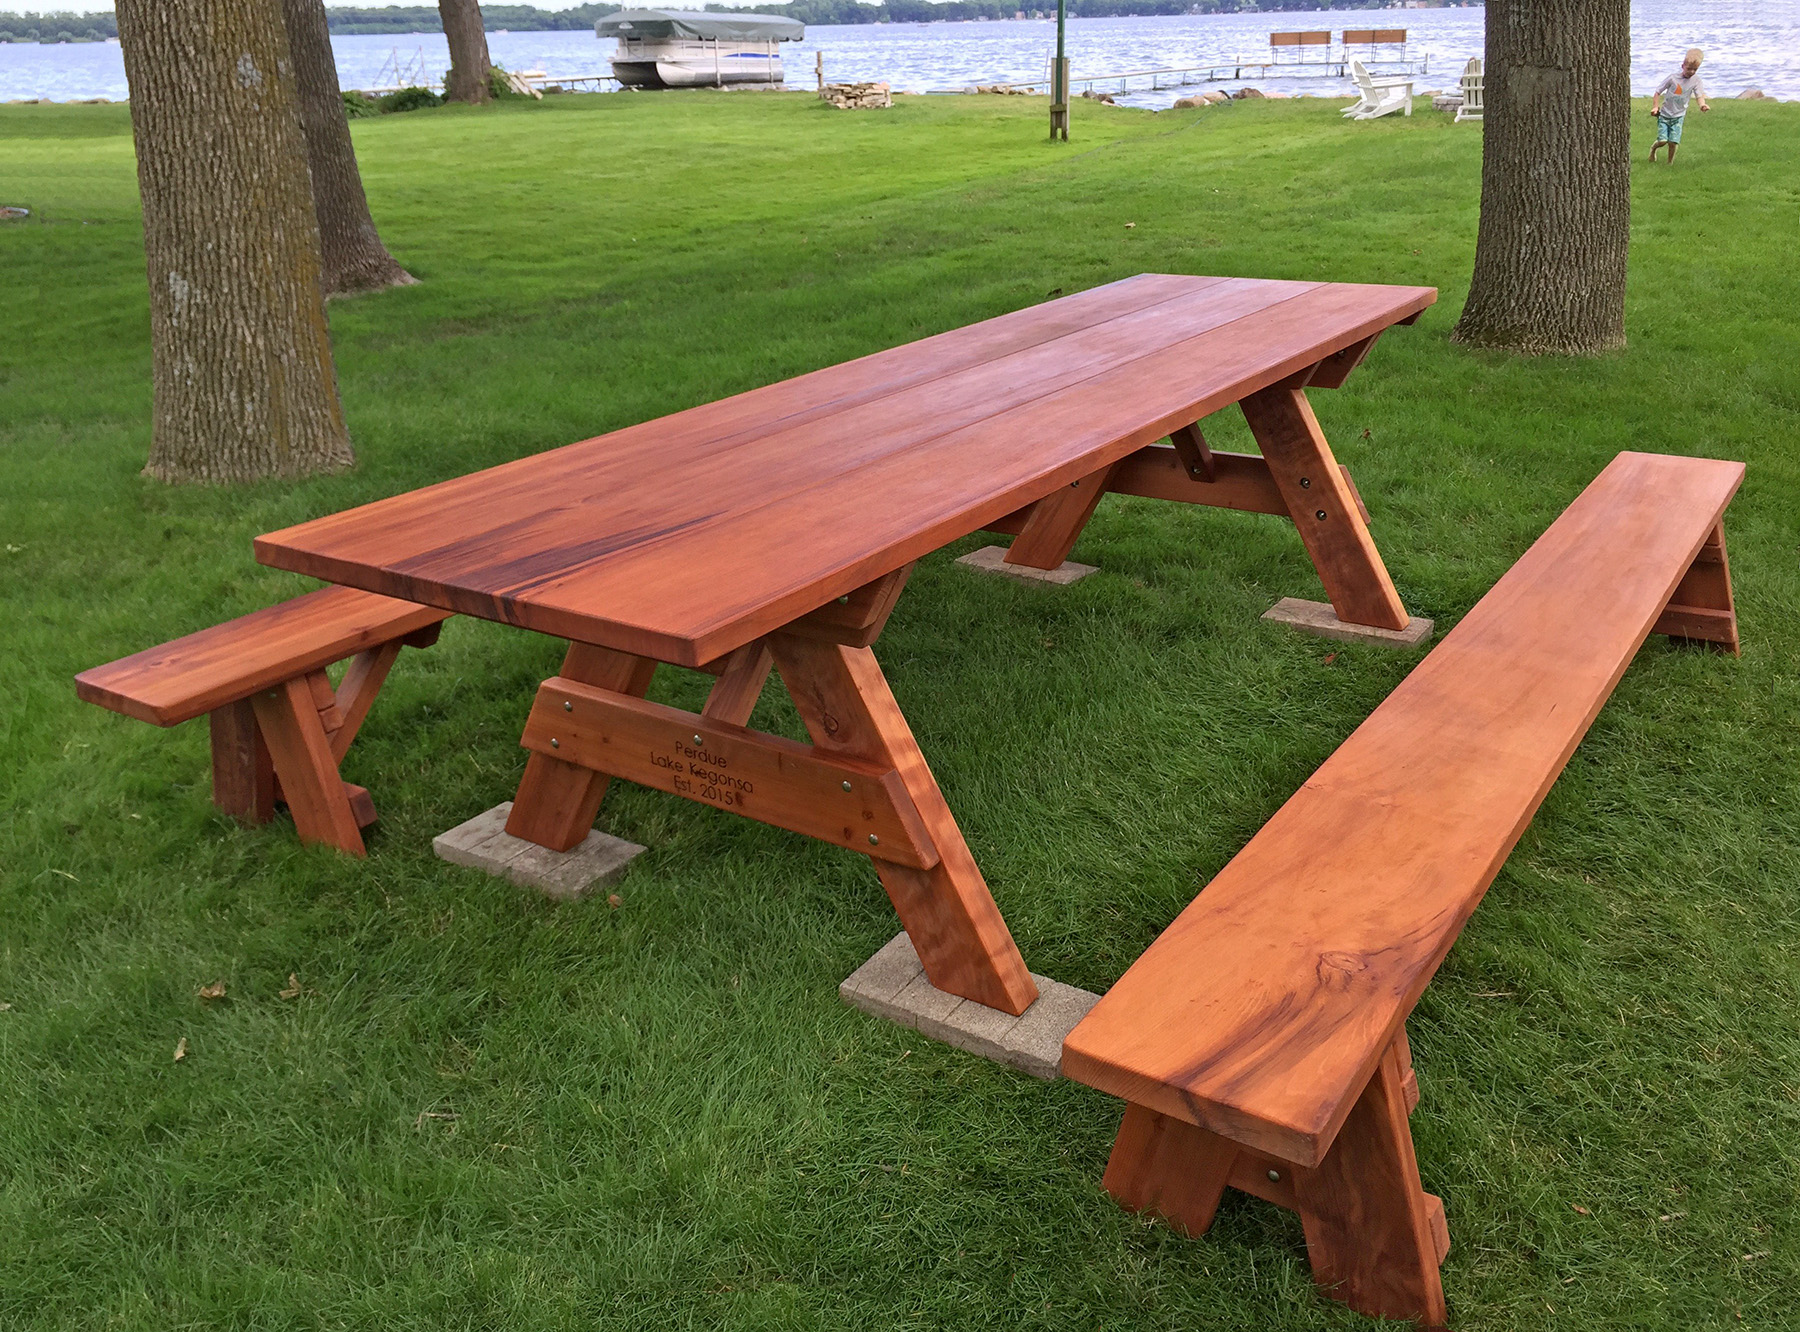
[117,0,353,484]
[1452,0,1630,355]
[281,0,416,296]
[439,0,492,105]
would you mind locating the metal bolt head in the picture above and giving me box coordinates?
[563,700,573,712]
[1267,1168,1281,1183]
[1315,509,1328,521]
[693,733,704,746]
[1299,476,1311,489]
[868,834,880,846]
[841,780,853,793]
[550,738,560,749]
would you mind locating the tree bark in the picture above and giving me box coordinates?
[281,0,416,295]
[117,0,353,484]
[438,0,492,104]
[1452,0,1630,355]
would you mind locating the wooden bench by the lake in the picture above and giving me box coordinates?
[1061,451,1743,1326]
[75,587,450,857]
[249,275,1436,1016]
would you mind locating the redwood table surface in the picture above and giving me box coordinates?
[255,274,1435,668]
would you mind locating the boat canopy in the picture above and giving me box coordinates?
[595,10,805,42]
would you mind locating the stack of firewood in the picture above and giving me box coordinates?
[822,82,892,110]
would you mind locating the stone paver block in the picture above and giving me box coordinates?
[956,544,1099,586]
[840,931,1103,1080]
[1262,596,1434,648]
[432,801,645,901]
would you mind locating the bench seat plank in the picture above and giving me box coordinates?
[75,586,450,727]
[1062,451,1745,1168]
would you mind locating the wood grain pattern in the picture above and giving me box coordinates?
[520,678,940,870]
[1239,386,1407,630]
[75,586,450,726]
[254,277,1435,666]
[1062,452,1745,1166]
[770,634,1039,1015]
[701,639,773,725]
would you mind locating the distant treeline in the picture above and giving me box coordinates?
[0,13,118,42]
[0,3,1417,45]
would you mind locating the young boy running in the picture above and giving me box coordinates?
[1650,49,1710,163]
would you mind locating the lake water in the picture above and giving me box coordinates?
[3,2,1797,110]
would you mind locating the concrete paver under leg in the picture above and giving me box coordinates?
[956,544,1099,586]
[1262,596,1434,648]
[433,801,645,901]
[840,932,1102,1080]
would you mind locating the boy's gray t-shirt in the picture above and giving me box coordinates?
[1655,68,1705,118]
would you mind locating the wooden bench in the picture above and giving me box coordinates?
[1061,451,1744,1326]
[75,587,450,856]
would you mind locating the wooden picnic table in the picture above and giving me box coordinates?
[256,273,1435,1017]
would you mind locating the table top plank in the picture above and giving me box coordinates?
[257,276,1435,664]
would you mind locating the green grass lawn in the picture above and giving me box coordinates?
[3,90,1798,1330]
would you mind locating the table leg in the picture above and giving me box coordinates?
[505,641,657,850]
[769,633,1039,1015]
[1240,386,1409,631]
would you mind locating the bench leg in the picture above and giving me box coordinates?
[1003,462,1118,570]
[1654,519,1739,654]
[1293,1042,1448,1326]
[1240,386,1410,632]
[505,641,658,850]
[209,699,275,826]
[1100,1040,1447,1327]
[250,677,366,855]
[770,633,1039,1016]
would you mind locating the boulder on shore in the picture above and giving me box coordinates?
[1737,88,1769,100]
[1232,86,1266,100]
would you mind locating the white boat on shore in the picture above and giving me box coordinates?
[595,9,805,90]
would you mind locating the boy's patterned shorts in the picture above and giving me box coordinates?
[1656,113,1685,143]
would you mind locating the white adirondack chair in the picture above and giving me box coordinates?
[1341,57,1414,120]
[1454,57,1483,122]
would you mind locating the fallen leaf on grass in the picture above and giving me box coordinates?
[0,1002,12,1012]
[1570,1204,1590,1216]
[1741,1251,1771,1262]
[173,1037,188,1062]
[279,974,302,1000]
[1124,221,1136,229]
[197,981,226,1001]
[607,893,623,909]
[1322,653,1338,665]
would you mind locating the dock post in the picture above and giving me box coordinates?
[816,49,823,96]
[1050,0,1069,141]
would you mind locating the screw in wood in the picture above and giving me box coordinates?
[550,738,560,749]
[1299,476,1311,488]
[693,733,704,746]
[1267,1168,1280,1182]
[1315,509,1328,521]
[563,700,573,712]
[841,780,852,792]
[868,834,880,846]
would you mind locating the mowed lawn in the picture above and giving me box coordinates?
[2,90,1798,1330]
